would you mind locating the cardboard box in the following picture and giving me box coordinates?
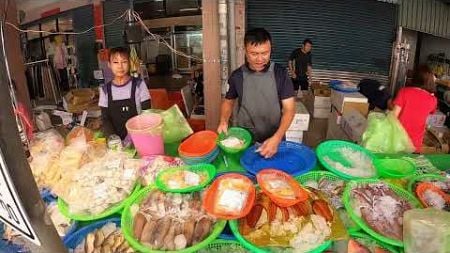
[290,102,310,131]
[427,111,447,127]
[312,85,331,97]
[331,89,369,116]
[327,113,351,141]
[314,96,331,108]
[313,107,331,119]
[341,110,367,143]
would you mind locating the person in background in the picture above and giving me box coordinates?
[288,39,313,96]
[392,65,437,153]
[99,47,151,139]
[217,28,296,158]
[358,79,392,111]
[52,35,69,92]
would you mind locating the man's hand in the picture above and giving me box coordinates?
[258,135,282,159]
[217,121,229,134]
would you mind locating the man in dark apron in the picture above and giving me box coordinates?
[99,47,151,139]
[218,28,296,158]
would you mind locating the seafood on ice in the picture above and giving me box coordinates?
[350,183,413,241]
[323,147,376,178]
[132,190,216,250]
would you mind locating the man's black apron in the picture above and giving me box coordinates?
[106,78,138,139]
[236,62,282,143]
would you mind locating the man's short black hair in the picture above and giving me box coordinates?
[244,28,272,46]
[109,47,130,61]
[303,39,313,45]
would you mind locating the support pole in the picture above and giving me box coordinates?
[202,0,222,130]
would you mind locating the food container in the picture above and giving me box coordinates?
[203,174,256,220]
[374,158,416,179]
[121,186,227,253]
[257,169,308,207]
[217,127,252,154]
[155,164,216,193]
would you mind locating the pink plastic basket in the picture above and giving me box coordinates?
[126,113,164,156]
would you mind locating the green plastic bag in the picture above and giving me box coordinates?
[143,105,193,143]
[361,112,415,154]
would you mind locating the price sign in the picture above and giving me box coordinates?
[0,149,40,245]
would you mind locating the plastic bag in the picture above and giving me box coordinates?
[29,130,65,189]
[66,126,94,145]
[403,208,450,253]
[144,105,193,143]
[361,112,415,153]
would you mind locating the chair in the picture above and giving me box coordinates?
[149,88,173,110]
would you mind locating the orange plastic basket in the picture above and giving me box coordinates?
[203,173,256,220]
[257,169,309,207]
[178,130,218,157]
[415,182,450,208]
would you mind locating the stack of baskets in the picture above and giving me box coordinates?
[179,130,220,165]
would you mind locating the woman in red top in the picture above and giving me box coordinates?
[393,65,437,153]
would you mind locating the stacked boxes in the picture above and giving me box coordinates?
[313,86,332,119]
[287,101,310,143]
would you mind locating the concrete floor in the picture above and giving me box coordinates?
[299,92,329,148]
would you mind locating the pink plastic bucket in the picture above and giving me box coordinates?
[126,113,164,156]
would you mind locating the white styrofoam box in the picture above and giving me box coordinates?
[290,101,310,131]
[331,89,368,114]
[287,137,303,143]
[286,130,303,139]
[341,109,367,143]
[427,111,447,127]
[313,108,330,119]
[314,96,332,108]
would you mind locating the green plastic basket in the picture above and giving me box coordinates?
[342,179,422,247]
[229,219,331,253]
[295,171,346,185]
[58,184,141,221]
[374,158,416,179]
[217,127,252,154]
[316,140,378,180]
[121,185,226,253]
[406,173,447,193]
[155,164,216,193]
[350,232,400,253]
[198,239,250,253]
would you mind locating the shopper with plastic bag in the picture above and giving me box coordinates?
[391,65,437,153]
[361,112,415,154]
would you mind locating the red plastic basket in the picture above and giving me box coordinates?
[179,130,218,157]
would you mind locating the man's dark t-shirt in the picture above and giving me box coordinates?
[289,48,312,78]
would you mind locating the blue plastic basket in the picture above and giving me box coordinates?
[40,188,57,204]
[0,239,30,253]
[330,79,359,93]
[45,201,78,241]
[63,218,121,249]
[241,141,316,177]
